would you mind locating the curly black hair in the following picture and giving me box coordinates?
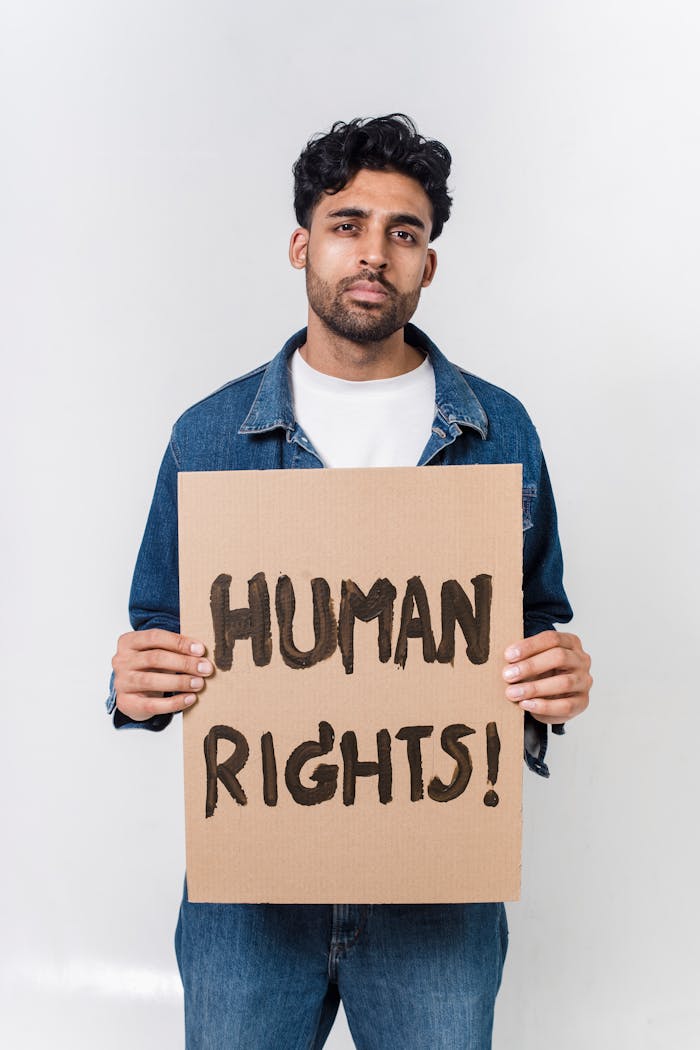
[292,114,452,241]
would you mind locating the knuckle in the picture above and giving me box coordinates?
[146,649,164,670]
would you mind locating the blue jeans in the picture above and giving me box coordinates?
[175,883,508,1049]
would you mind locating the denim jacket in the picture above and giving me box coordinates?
[107,323,573,777]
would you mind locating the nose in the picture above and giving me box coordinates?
[358,228,388,271]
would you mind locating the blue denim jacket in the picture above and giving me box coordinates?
[107,323,573,776]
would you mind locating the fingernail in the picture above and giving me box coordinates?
[197,661,212,674]
[190,677,204,690]
[506,685,524,699]
[503,665,520,680]
[183,694,197,706]
[520,700,536,711]
[190,642,205,656]
[505,646,520,660]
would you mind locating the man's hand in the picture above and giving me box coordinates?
[502,631,592,725]
[111,629,214,722]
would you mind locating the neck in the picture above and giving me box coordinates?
[300,310,424,380]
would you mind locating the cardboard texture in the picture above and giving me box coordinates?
[178,465,523,904]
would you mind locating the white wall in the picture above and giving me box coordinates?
[2,2,698,1047]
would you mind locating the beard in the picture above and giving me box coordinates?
[305,257,422,345]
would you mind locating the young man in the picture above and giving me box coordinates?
[109,114,591,1050]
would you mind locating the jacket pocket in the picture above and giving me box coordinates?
[522,482,537,531]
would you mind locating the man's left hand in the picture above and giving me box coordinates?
[502,631,592,724]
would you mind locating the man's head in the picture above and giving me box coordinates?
[293,114,452,242]
[289,115,452,346]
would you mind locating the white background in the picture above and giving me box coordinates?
[2,1,699,1047]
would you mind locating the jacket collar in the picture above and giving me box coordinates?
[239,323,488,439]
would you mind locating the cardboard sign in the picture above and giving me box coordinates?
[178,465,523,903]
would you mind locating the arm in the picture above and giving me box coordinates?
[107,436,213,729]
[504,453,592,775]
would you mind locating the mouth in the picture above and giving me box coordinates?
[344,281,389,303]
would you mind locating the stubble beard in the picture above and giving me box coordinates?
[305,257,422,347]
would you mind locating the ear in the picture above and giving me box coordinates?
[421,248,438,288]
[289,228,309,270]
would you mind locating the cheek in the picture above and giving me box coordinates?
[309,237,352,269]
[326,241,360,270]
[389,246,430,284]
[400,259,430,290]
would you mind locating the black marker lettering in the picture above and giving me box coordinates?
[203,725,250,817]
[340,729,392,805]
[276,576,337,669]
[395,725,434,801]
[284,721,338,805]
[394,576,436,669]
[260,731,278,807]
[428,724,475,802]
[483,721,501,806]
[437,576,492,665]
[210,572,272,671]
[338,578,397,675]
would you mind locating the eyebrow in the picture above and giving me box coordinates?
[325,207,426,231]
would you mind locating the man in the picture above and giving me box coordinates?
[110,114,591,1050]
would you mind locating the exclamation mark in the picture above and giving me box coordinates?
[483,721,500,806]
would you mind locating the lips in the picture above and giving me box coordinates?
[345,281,389,303]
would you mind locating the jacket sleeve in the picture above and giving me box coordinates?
[521,451,573,776]
[105,435,181,732]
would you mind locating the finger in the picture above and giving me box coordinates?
[125,670,209,695]
[505,671,585,702]
[504,631,580,663]
[120,629,206,657]
[517,695,588,723]
[117,692,199,720]
[132,649,214,676]
[503,646,581,683]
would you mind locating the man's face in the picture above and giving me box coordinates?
[291,168,437,344]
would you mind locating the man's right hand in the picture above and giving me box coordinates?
[111,629,214,721]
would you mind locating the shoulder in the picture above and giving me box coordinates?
[457,365,542,455]
[410,325,540,448]
[460,367,536,429]
[168,361,270,468]
[176,362,269,427]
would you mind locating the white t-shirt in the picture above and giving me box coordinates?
[288,349,436,468]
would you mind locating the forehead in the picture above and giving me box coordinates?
[314,168,433,224]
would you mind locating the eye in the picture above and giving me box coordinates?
[335,223,357,233]
[393,230,416,243]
